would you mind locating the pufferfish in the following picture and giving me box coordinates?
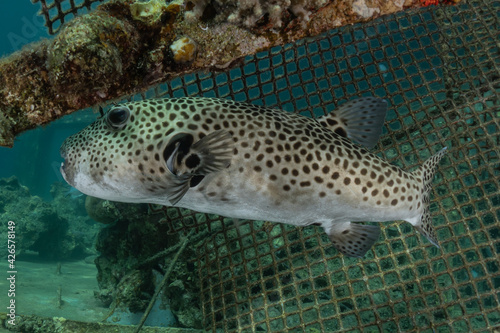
[60,97,447,257]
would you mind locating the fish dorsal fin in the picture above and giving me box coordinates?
[318,97,387,149]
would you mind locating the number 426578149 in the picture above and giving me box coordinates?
[7,221,15,267]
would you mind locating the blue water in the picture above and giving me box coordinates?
[0,2,49,198]
[0,2,106,200]
[0,2,73,199]
[0,112,95,200]
[0,2,49,57]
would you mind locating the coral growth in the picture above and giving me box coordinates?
[46,12,140,100]
[0,177,95,259]
[91,199,203,328]
[184,0,329,28]
[170,37,198,64]
[420,0,460,5]
[129,0,168,25]
[420,0,439,5]
[85,196,148,225]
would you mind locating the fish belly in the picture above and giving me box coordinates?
[178,158,418,227]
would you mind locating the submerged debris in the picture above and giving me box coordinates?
[0,0,461,147]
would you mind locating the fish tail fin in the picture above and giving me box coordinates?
[407,147,447,247]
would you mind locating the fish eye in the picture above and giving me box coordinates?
[106,107,130,130]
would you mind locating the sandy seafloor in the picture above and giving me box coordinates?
[0,255,107,324]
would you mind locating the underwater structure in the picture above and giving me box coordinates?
[0,0,499,332]
[0,0,460,147]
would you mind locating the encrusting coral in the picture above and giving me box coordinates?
[184,0,329,28]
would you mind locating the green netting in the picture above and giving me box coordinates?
[135,1,500,331]
[49,0,499,331]
[141,0,500,331]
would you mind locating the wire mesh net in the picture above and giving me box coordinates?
[142,0,500,331]
[36,0,500,331]
[31,0,105,34]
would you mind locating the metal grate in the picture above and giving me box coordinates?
[31,0,105,34]
[79,0,498,331]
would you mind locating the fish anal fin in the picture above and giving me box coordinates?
[325,222,381,258]
[318,97,387,149]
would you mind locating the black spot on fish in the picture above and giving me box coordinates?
[190,175,204,187]
[186,154,201,169]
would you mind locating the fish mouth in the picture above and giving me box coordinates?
[59,160,76,187]
[59,145,67,160]
[59,146,70,184]
[60,161,69,183]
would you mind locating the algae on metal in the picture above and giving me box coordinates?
[0,0,460,147]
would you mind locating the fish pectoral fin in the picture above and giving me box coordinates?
[190,130,234,174]
[164,130,233,205]
[325,222,381,258]
[166,174,191,205]
[318,97,387,149]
